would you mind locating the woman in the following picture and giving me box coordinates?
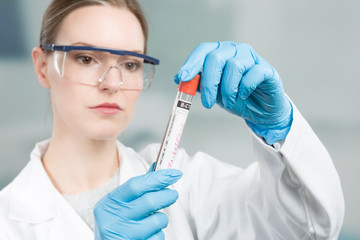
[0,0,344,239]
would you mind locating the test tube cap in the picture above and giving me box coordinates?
[178,74,201,96]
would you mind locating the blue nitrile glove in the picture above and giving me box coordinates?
[174,41,293,145]
[94,166,182,240]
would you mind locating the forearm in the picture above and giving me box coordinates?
[252,103,344,239]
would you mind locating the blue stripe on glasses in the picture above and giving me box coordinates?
[40,44,160,65]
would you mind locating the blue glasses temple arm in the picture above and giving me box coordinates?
[40,44,159,65]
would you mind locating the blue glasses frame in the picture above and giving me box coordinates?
[40,44,160,65]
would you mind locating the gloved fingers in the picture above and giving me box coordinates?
[221,44,258,109]
[108,169,182,203]
[114,188,179,220]
[220,58,242,108]
[238,63,275,100]
[94,222,101,240]
[138,188,179,217]
[201,41,238,109]
[94,212,168,240]
[147,162,156,173]
[147,230,165,240]
[174,42,219,84]
[135,212,169,239]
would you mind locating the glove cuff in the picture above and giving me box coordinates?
[245,105,293,145]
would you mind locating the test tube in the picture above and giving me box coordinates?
[153,74,201,171]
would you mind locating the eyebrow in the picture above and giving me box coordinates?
[70,41,144,54]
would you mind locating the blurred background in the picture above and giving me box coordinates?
[0,0,359,238]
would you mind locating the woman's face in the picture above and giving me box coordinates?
[43,5,145,140]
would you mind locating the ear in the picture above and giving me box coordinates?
[32,47,50,89]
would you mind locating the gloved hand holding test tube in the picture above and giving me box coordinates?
[153,74,201,171]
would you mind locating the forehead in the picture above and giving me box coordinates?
[55,5,144,51]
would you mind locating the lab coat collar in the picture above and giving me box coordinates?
[116,141,150,183]
[7,140,149,225]
[8,139,57,224]
[7,139,95,239]
[8,140,94,240]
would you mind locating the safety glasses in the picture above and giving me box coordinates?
[41,44,160,90]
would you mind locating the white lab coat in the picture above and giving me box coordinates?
[0,106,344,240]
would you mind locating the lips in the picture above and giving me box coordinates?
[90,103,122,115]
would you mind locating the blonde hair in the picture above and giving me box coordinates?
[40,0,148,52]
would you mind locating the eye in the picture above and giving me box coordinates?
[124,62,140,71]
[77,56,94,65]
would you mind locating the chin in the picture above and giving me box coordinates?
[76,118,130,141]
[84,126,125,141]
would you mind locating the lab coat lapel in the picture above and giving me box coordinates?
[8,157,56,224]
[116,141,150,183]
[8,140,149,240]
[8,140,93,239]
[47,193,93,240]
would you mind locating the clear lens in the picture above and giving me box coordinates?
[53,51,66,78]
[53,49,156,90]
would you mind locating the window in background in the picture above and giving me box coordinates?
[0,0,26,58]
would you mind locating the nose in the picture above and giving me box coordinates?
[98,66,123,93]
